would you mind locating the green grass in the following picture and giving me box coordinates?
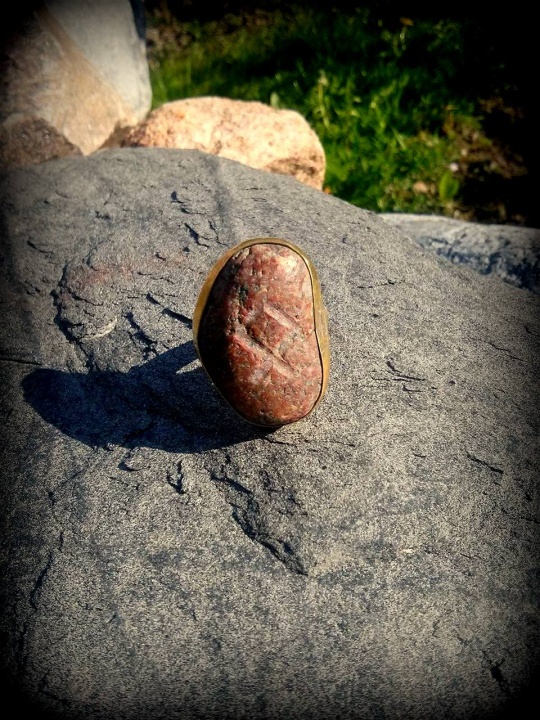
[145,2,532,224]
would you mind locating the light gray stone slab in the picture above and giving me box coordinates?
[379,212,540,294]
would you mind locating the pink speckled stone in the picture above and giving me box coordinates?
[197,243,324,426]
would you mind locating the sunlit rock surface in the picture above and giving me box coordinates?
[1,148,538,720]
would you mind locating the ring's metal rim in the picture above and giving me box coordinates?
[192,237,330,426]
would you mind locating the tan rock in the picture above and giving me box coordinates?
[124,97,326,190]
[0,115,83,171]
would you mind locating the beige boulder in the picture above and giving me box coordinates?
[124,97,326,190]
[0,0,151,172]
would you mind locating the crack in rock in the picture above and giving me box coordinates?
[125,311,158,359]
[466,452,504,475]
[30,552,54,610]
[386,358,426,381]
[210,461,307,576]
[185,222,211,248]
[167,461,185,495]
[146,293,193,328]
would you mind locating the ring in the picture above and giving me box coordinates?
[193,238,329,427]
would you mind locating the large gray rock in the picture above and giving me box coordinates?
[1,148,539,720]
[379,213,540,294]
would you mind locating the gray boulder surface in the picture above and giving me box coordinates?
[0,148,539,720]
[379,213,540,295]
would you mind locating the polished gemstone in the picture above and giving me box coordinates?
[193,239,329,427]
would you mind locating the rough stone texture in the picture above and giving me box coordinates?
[0,114,83,170]
[123,96,326,190]
[196,242,324,426]
[380,213,540,295]
[0,0,151,171]
[0,148,539,720]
